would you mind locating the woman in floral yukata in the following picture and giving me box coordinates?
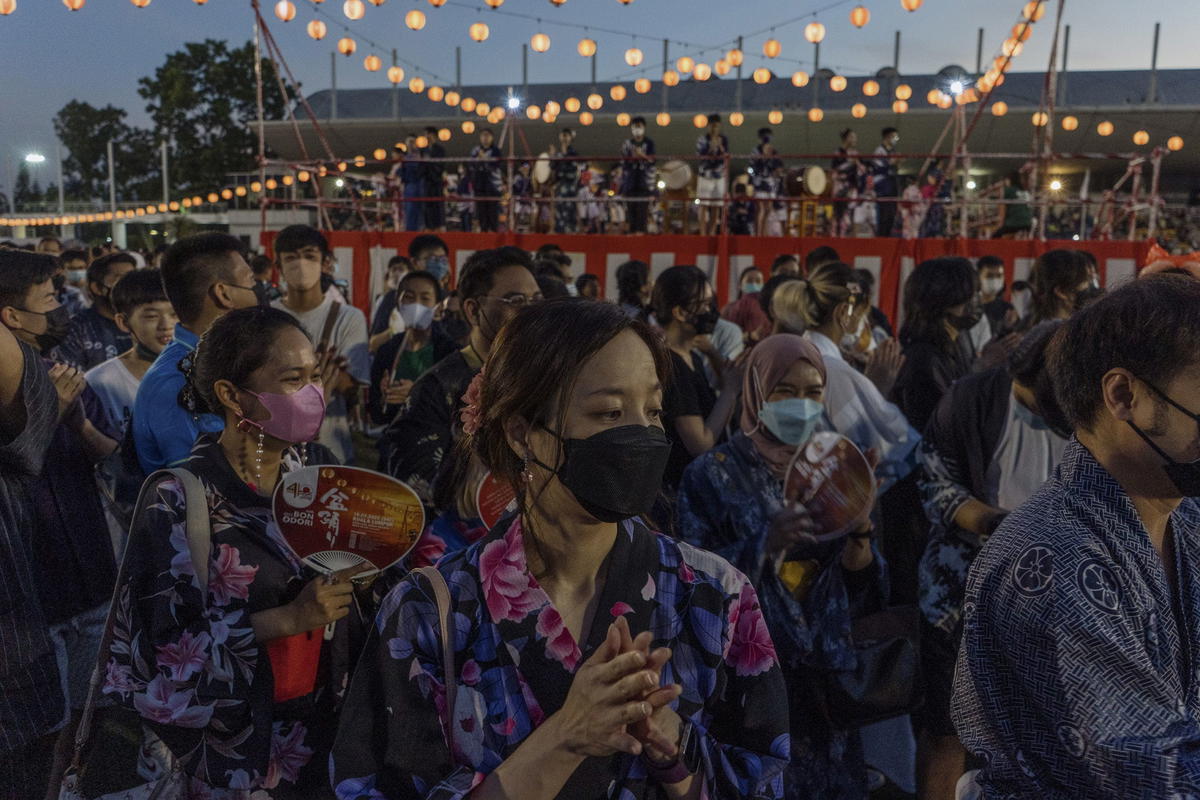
[332,299,789,799]
[103,306,365,798]
[676,334,887,800]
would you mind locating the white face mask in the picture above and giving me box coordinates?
[1012,289,1033,318]
[841,312,869,352]
[631,127,645,138]
[285,257,323,291]
[398,302,434,331]
[981,277,1005,297]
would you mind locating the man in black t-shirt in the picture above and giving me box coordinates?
[620,117,657,234]
[978,254,1017,335]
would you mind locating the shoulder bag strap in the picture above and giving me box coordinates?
[318,301,343,353]
[69,468,212,769]
[413,566,456,753]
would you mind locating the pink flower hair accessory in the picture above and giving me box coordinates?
[459,368,487,436]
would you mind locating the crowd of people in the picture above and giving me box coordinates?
[2,226,1199,800]
[366,120,1042,240]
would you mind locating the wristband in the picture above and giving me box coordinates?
[643,719,700,785]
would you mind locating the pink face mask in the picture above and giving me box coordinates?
[240,382,327,443]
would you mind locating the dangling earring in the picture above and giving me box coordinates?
[253,430,265,488]
[236,417,265,490]
[521,456,534,484]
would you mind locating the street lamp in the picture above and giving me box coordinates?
[23,149,66,235]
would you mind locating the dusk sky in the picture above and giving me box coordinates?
[0,0,1194,193]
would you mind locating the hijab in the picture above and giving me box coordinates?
[740,334,827,477]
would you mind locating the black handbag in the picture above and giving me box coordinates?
[820,605,924,729]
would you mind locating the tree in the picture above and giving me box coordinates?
[138,39,288,192]
[13,165,33,210]
[53,101,160,203]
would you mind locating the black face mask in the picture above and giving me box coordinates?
[1074,287,1105,313]
[534,425,672,523]
[690,305,720,336]
[248,282,273,308]
[1127,379,1200,497]
[949,303,983,330]
[442,314,471,344]
[19,305,71,352]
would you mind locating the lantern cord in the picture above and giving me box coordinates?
[252,0,268,237]
[1032,0,1066,240]
[303,0,869,89]
[252,0,337,230]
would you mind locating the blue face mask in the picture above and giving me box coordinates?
[759,397,824,446]
[425,254,450,281]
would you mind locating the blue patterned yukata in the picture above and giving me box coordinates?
[677,432,888,800]
[331,515,789,799]
[953,439,1200,798]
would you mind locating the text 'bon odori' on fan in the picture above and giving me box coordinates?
[274,465,425,577]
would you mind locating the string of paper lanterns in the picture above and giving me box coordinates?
[9,0,1188,153]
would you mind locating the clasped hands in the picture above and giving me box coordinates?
[558,615,684,766]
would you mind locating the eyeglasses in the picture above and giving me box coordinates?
[484,293,543,308]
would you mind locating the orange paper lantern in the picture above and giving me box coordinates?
[531,32,550,52]
[405,9,426,29]
[577,37,596,56]
[764,38,782,57]
[625,47,643,66]
[469,22,489,42]
[803,23,825,44]
[850,5,870,27]
[307,20,327,39]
